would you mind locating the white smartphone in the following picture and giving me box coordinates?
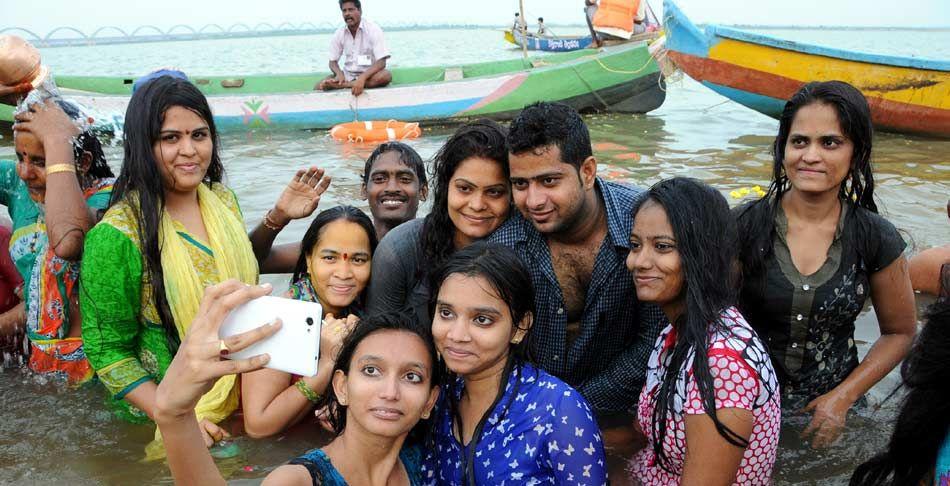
[218,296,322,377]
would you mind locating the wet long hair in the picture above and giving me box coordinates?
[735,81,877,293]
[290,205,378,309]
[58,100,114,183]
[14,99,114,185]
[428,241,535,485]
[109,75,224,353]
[416,120,509,280]
[318,311,440,442]
[635,178,758,472]
[850,298,950,486]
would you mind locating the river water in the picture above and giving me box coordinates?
[0,27,948,485]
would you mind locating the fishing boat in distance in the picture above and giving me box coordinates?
[663,0,950,137]
[1,41,666,132]
[503,29,594,52]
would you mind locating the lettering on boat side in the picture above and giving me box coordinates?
[547,39,581,49]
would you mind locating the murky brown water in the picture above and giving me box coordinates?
[1,28,948,485]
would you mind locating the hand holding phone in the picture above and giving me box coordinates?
[219,296,322,377]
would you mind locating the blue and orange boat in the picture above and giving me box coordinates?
[663,0,950,137]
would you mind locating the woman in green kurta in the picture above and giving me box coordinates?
[79,74,331,451]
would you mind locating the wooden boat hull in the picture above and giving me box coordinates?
[506,29,594,52]
[663,0,950,137]
[1,43,664,131]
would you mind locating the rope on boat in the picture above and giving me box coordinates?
[570,65,611,110]
[593,55,656,75]
[572,48,667,109]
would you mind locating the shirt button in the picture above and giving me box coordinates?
[796,314,804,321]
[557,308,564,315]
[802,284,810,291]
[553,355,559,361]
[792,343,798,348]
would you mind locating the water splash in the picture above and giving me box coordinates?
[0,331,27,368]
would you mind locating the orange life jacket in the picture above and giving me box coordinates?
[592,0,643,40]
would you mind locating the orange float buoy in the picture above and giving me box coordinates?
[330,120,422,143]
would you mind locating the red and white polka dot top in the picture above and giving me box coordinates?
[629,307,781,485]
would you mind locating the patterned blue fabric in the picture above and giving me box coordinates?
[487,178,665,414]
[289,444,426,485]
[937,432,950,486]
[424,363,608,485]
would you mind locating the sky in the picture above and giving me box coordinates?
[2,0,949,38]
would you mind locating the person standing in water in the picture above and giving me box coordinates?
[361,142,428,241]
[152,285,439,485]
[735,80,916,449]
[490,102,664,415]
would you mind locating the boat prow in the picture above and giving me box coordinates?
[663,0,950,138]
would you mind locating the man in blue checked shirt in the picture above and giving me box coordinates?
[489,101,665,415]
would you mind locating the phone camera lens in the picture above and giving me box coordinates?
[306,317,314,326]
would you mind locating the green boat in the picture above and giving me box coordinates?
[1,41,666,131]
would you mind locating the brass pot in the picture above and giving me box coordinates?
[0,35,47,87]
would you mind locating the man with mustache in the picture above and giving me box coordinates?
[489,102,664,416]
[316,0,392,96]
[361,142,428,240]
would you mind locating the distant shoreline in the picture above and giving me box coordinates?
[15,22,950,49]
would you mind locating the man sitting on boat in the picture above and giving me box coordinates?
[537,17,548,36]
[316,0,391,96]
[590,0,650,41]
[512,12,526,33]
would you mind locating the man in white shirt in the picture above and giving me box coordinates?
[316,0,391,96]
[537,17,547,36]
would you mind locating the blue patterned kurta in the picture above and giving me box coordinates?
[425,363,608,485]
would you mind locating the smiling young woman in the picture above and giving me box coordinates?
[366,120,511,329]
[79,74,334,457]
[734,80,916,449]
[627,177,781,485]
[424,242,607,485]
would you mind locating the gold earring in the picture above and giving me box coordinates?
[421,411,430,419]
[511,335,523,344]
[339,396,347,406]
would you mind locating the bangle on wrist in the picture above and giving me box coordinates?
[45,164,77,175]
[262,209,287,231]
[295,379,322,403]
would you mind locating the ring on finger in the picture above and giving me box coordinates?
[219,339,230,356]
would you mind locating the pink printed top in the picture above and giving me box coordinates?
[630,307,781,485]
[328,18,390,80]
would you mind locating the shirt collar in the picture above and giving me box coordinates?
[597,177,634,250]
[775,198,850,244]
[501,177,630,248]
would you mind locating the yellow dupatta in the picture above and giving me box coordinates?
[146,184,259,460]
